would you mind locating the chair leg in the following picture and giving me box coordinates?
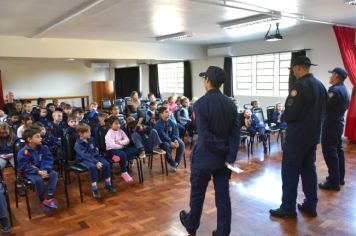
[160,154,164,174]
[4,185,13,226]
[64,170,70,208]
[76,173,84,203]
[268,134,271,152]
[164,156,169,176]
[136,158,143,183]
[14,181,19,208]
[24,187,31,220]
[183,153,187,168]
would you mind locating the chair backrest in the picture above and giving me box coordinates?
[13,138,26,175]
[243,104,253,110]
[266,106,276,125]
[124,97,131,104]
[253,109,266,127]
[63,133,78,162]
[114,99,126,113]
[95,126,109,154]
[101,99,112,110]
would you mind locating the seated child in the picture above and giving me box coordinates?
[272,102,287,129]
[31,98,46,121]
[63,114,78,137]
[32,123,61,157]
[251,100,260,110]
[167,96,177,113]
[37,108,49,125]
[73,108,89,124]
[109,105,126,125]
[124,116,165,158]
[74,124,116,199]
[105,116,137,184]
[241,109,268,153]
[5,112,20,129]
[46,103,56,121]
[17,128,58,209]
[62,103,72,124]
[14,101,23,114]
[21,101,33,120]
[17,114,33,138]
[154,107,185,171]
[147,92,156,107]
[146,101,159,127]
[85,102,99,125]
[179,97,195,137]
[47,111,65,139]
[0,123,15,171]
[92,112,109,138]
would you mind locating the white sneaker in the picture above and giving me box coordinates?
[153,148,166,155]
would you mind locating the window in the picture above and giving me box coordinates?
[232,52,291,97]
[158,62,184,94]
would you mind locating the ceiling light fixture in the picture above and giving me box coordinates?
[156,32,192,42]
[219,12,281,29]
[265,22,283,42]
[344,0,356,5]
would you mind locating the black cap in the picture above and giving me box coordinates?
[291,56,317,67]
[199,66,226,85]
[328,67,348,79]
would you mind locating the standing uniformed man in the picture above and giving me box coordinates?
[270,56,327,218]
[319,67,350,190]
[179,66,240,236]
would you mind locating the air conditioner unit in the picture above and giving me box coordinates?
[207,46,235,57]
[90,62,110,69]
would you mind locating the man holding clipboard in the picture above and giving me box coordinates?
[180,66,240,236]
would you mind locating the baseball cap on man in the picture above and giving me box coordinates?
[199,66,226,85]
[291,56,317,67]
[328,67,348,79]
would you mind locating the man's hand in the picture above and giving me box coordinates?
[96,162,103,169]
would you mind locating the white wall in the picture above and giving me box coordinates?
[0,58,109,106]
[191,25,352,109]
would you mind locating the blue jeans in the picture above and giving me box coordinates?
[131,129,162,152]
[159,138,185,166]
[27,170,58,201]
[80,157,111,183]
[0,184,9,218]
[107,146,138,173]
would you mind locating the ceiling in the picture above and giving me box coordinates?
[0,0,355,45]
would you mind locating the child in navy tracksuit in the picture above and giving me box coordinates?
[92,112,108,138]
[85,102,99,125]
[47,111,65,139]
[146,101,159,128]
[74,123,116,199]
[272,102,287,129]
[241,109,268,153]
[37,108,49,125]
[63,114,78,137]
[33,123,62,157]
[155,107,185,171]
[0,123,15,171]
[17,128,58,209]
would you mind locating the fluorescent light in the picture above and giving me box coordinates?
[64,58,76,61]
[344,0,356,5]
[156,32,192,42]
[219,12,281,29]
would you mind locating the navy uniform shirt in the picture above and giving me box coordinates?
[74,137,101,163]
[323,81,350,131]
[191,89,240,170]
[284,73,327,145]
[17,144,54,175]
[154,119,180,143]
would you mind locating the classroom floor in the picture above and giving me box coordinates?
[3,134,356,236]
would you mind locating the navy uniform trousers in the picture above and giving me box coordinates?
[187,167,231,236]
[281,135,318,211]
[321,125,345,185]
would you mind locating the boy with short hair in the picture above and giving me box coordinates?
[74,124,116,199]
[47,111,65,139]
[17,128,58,209]
[155,107,185,171]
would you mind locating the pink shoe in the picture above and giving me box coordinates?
[121,172,134,184]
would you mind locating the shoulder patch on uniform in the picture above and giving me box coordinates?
[328,92,334,98]
[290,89,298,97]
[24,149,30,155]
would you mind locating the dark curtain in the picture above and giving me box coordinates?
[114,67,140,98]
[333,25,356,141]
[288,50,306,91]
[183,61,193,99]
[148,64,161,98]
[223,57,234,97]
[0,70,4,109]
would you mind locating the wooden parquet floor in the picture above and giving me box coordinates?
[3,135,356,236]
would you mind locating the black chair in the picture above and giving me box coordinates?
[101,99,112,110]
[243,104,253,110]
[114,98,126,114]
[63,133,87,205]
[0,167,13,226]
[13,139,33,219]
[124,97,131,104]
[252,109,271,153]
[95,126,144,183]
